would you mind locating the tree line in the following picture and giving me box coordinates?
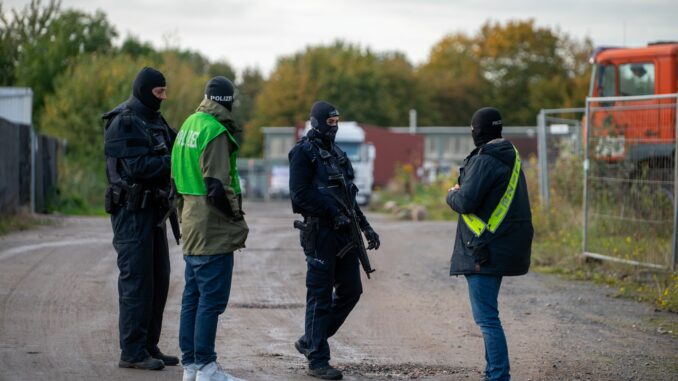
[1,0,592,211]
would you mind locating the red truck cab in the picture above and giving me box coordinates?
[590,43,678,97]
[587,42,677,168]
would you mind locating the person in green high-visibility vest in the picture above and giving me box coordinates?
[171,76,248,381]
[446,107,533,381]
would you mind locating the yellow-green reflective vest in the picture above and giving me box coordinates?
[461,146,520,237]
[172,112,241,195]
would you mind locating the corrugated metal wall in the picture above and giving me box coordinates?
[0,87,32,125]
[362,124,424,187]
[0,117,59,214]
[0,118,23,213]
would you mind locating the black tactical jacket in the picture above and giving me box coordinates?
[446,139,533,276]
[103,96,176,191]
[288,136,368,227]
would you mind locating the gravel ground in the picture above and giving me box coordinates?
[0,201,676,380]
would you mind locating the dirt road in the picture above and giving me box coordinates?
[1,201,676,380]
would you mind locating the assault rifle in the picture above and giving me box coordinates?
[328,173,375,279]
[157,182,181,245]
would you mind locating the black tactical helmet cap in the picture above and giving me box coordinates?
[471,106,503,147]
[310,101,339,129]
[205,76,235,111]
[310,101,340,142]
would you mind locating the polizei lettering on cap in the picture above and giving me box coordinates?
[209,95,233,102]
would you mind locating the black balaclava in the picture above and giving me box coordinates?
[471,107,503,147]
[205,76,235,111]
[132,67,166,111]
[309,101,340,144]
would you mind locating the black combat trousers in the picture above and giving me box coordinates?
[302,224,363,369]
[111,206,170,362]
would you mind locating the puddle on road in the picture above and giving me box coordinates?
[337,362,471,379]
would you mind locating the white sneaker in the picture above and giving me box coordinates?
[183,363,198,381]
[196,361,246,381]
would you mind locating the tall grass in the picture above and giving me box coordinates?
[48,156,107,215]
[0,210,53,236]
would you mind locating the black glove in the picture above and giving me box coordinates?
[152,141,169,155]
[363,226,380,250]
[232,211,244,222]
[332,213,351,230]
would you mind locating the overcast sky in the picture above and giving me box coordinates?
[5,0,678,77]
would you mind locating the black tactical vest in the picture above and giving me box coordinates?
[103,97,175,189]
[292,137,358,215]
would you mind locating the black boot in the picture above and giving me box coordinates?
[307,365,343,380]
[118,356,164,370]
[294,338,310,359]
[148,348,179,366]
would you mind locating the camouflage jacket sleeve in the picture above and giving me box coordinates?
[201,133,240,218]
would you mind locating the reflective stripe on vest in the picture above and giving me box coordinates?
[461,146,521,237]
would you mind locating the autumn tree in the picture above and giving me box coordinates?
[119,35,159,59]
[157,51,210,129]
[419,20,592,126]
[234,68,264,155]
[417,33,489,125]
[246,41,427,156]
[207,60,237,82]
[476,19,589,124]
[1,0,117,115]
[0,0,61,85]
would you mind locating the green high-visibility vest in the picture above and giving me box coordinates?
[461,146,521,237]
[172,112,241,195]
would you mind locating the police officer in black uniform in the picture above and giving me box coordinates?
[103,67,179,370]
[289,101,380,380]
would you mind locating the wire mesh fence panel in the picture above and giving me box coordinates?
[584,94,677,269]
[537,108,586,207]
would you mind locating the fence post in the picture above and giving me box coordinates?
[30,125,37,214]
[673,95,678,271]
[582,99,591,257]
[537,110,549,207]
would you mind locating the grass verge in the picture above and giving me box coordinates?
[0,211,53,236]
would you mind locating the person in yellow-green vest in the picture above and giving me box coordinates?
[446,107,533,381]
[171,76,248,381]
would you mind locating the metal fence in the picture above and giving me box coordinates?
[583,93,678,270]
[536,108,586,207]
[0,117,59,214]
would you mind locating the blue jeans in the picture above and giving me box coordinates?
[465,274,510,381]
[179,253,233,367]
